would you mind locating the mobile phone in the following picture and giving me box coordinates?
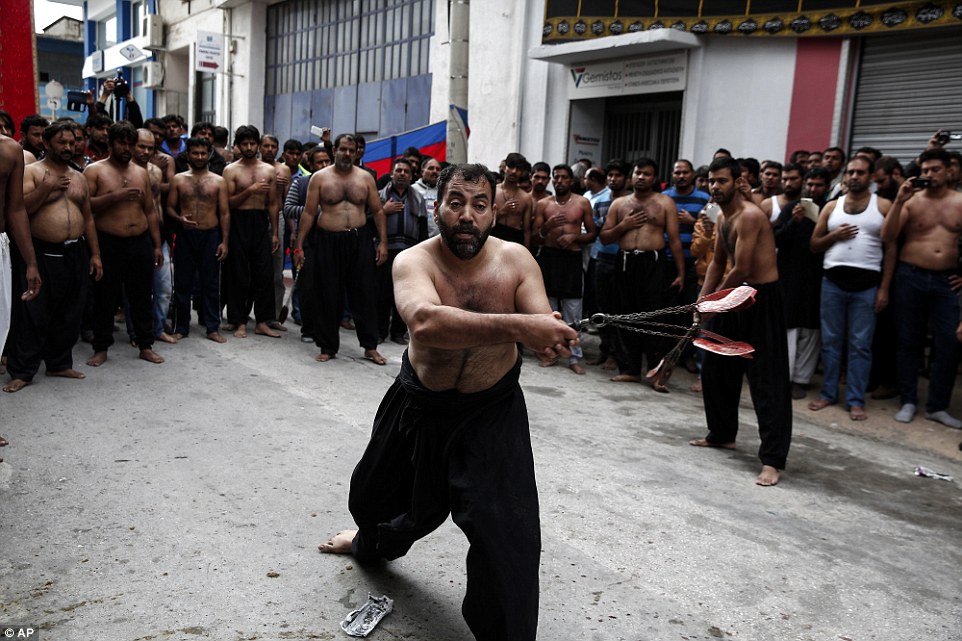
[914,177,932,189]
[702,202,720,223]
[66,90,87,112]
[936,131,962,145]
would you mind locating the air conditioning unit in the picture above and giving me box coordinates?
[143,61,164,88]
[143,13,164,49]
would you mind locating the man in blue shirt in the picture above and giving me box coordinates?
[663,159,710,305]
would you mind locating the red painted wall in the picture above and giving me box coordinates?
[785,37,843,160]
[0,0,40,131]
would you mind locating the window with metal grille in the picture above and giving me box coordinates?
[266,0,434,97]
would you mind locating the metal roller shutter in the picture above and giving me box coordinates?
[849,28,962,166]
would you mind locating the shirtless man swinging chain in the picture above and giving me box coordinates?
[4,122,102,392]
[317,163,578,641]
[532,163,596,374]
[222,125,280,339]
[168,137,230,343]
[293,133,387,365]
[492,152,534,248]
[84,121,164,367]
[689,156,792,487]
[599,157,684,389]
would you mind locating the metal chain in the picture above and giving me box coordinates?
[593,306,694,324]
[602,319,700,341]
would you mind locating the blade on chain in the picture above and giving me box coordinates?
[693,337,755,357]
[696,285,757,314]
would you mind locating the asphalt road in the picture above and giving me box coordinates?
[1,325,960,641]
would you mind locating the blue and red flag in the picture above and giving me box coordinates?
[362,106,469,178]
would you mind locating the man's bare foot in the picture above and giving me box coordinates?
[255,322,281,338]
[158,332,179,344]
[610,374,641,383]
[538,358,557,368]
[601,357,618,370]
[46,369,85,379]
[139,349,165,364]
[569,362,586,375]
[689,379,703,393]
[808,398,835,411]
[206,332,227,344]
[756,465,780,486]
[267,320,288,332]
[86,351,108,367]
[650,380,670,393]
[315,353,335,362]
[233,326,248,338]
[849,406,867,421]
[0,436,7,447]
[688,437,736,449]
[318,529,357,554]
[363,349,387,366]
[3,379,30,393]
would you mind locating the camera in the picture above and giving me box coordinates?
[113,76,130,98]
[936,131,962,145]
[913,177,932,189]
[66,90,87,112]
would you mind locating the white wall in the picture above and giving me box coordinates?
[463,0,528,166]
[155,0,266,132]
[682,37,797,166]
[428,0,450,126]
[227,1,267,131]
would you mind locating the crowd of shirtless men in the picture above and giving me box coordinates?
[1,100,962,477]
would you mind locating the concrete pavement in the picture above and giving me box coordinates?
[1,327,960,640]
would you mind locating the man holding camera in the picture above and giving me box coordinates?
[881,148,962,428]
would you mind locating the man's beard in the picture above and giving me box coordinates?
[711,188,734,205]
[438,219,490,260]
[847,181,869,194]
[336,155,353,170]
[190,158,208,170]
[241,148,258,159]
[785,187,802,200]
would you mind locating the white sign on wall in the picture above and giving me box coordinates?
[568,51,688,100]
[196,31,225,73]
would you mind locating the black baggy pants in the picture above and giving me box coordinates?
[7,238,88,380]
[701,281,793,469]
[613,249,665,375]
[348,352,541,641]
[92,231,154,353]
[173,227,221,335]
[306,226,378,356]
[375,248,407,341]
[225,209,274,325]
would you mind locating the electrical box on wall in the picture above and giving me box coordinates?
[143,61,164,88]
[144,14,164,49]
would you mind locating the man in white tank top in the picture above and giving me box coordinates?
[808,157,895,421]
